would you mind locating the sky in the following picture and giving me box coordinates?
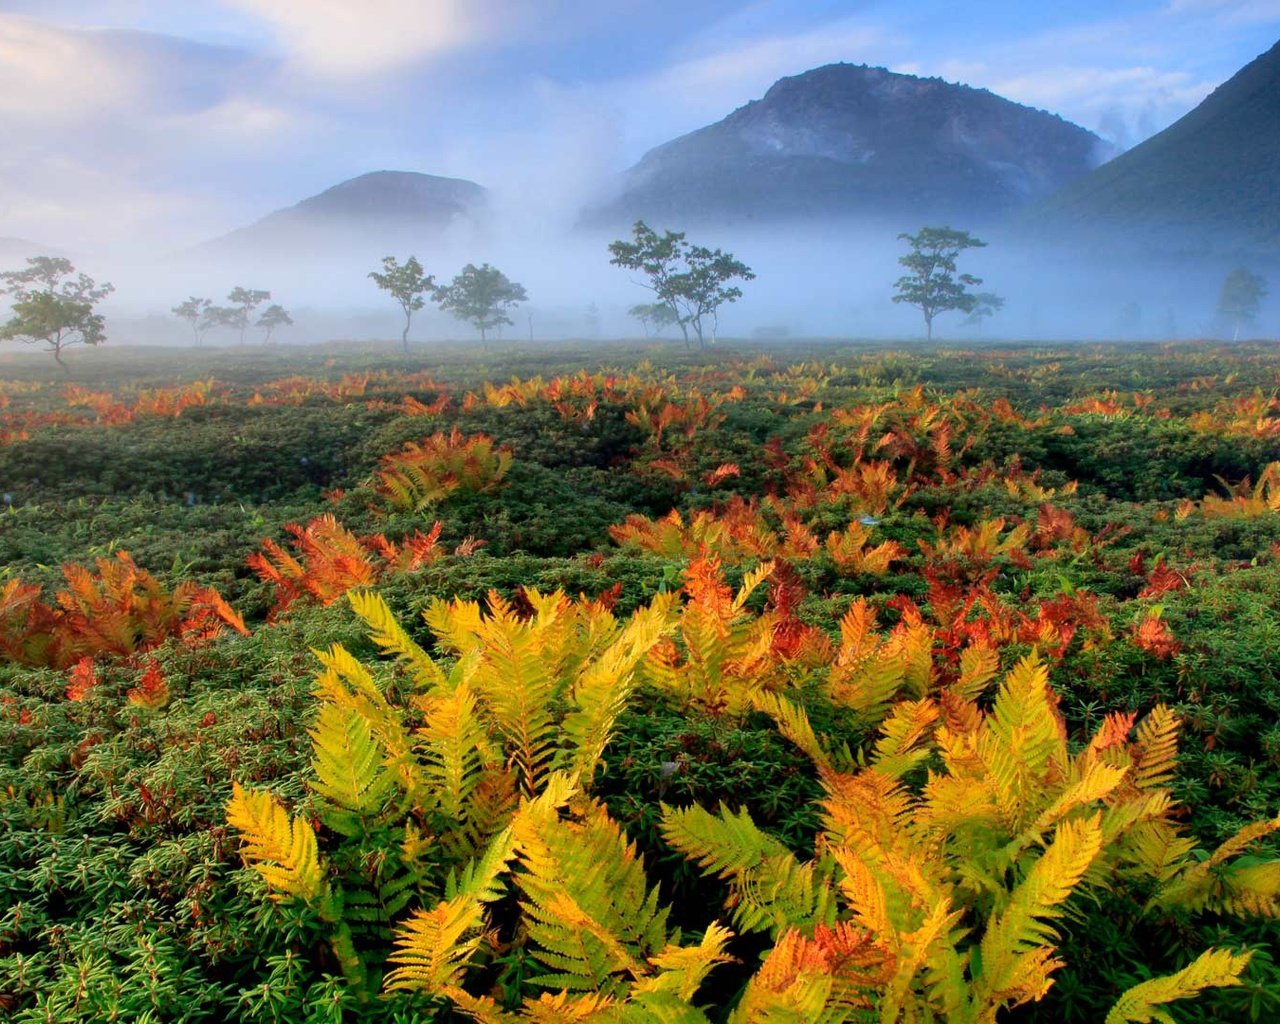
[0,0,1278,252]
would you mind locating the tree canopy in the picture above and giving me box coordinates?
[1218,267,1267,341]
[369,255,436,352]
[0,256,113,368]
[609,220,754,348]
[892,227,988,340]
[435,263,527,343]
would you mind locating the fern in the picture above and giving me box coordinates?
[1105,948,1252,1024]
[226,782,331,908]
[347,589,447,688]
[514,794,670,993]
[308,702,400,837]
[662,803,836,935]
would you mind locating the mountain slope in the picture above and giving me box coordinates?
[195,171,487,259]
[589,63,1108,228]
[1022,39,1280,256]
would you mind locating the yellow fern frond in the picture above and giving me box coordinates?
[384,894,489,993]
[347,589,447,689]
[871,698,940,779]
[1132,705,1180,791]
[635,921,736,1001]
[976,813,1103,1007]
[1105,947,1252,1024]
[226,782,330,906]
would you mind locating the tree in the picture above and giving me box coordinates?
[0,256,113,369]
[203,305,247,342]
[172,296,214,346]
[628,302,680,338]
[368,255,436,352]
[257,304,293,343]
[892,226,987,340]
[435,263,527,343]
[227,286,270,345]
[962,291,1005,335]
[1218,267,1267,341]
[608,220,754,349]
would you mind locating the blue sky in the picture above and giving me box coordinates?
[0,0,1277,249]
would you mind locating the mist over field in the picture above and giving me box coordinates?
[2,2,1277,355]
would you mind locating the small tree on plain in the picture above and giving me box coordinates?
[369,255,436,352]
[202,305,247,342]
[435,263,527,343]
[1218,267,1267,341]
[0,256,113,370]
[257,304,293,343]
[961,292,1005,336]
[892,227,987,340]
[172,296,213,346]
[628,302,680,338]
[227,287,270,345]
[608,220,753,349]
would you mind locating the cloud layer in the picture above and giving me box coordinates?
[0,1,1275,254]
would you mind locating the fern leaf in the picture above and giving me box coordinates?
[308,702,399,836]
[976,813,1103,1008]
[347,589,447,689]
[662,803,835,935]
[1132,705,1179,791]
[1105,948,1252,1024]
[417,682,494,824]
[560,597,671,785]
[514,797,671,993]
[384,894,489,993]
[752,692,834,775]
[634,922,736,1001]
[226,782,330,907]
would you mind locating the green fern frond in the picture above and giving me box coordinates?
[309,701,399,837]
[661,803,835,935]
[1105,947,1252,1024]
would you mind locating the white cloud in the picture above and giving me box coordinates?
[221,0,511,78]
[0,15,142,120]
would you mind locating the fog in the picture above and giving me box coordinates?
[22,200,1274,355]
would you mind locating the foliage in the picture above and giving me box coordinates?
[436,263,528,342]
[609,220,754,349]
[368,255,436,352]
[892,227,987,340]
[1217,267,1267,341]
[0,256,114,367]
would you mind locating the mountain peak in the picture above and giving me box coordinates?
[1020,38,1280,256]
[589,62,1107,228]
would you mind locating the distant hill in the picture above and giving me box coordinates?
[587,63,1109,229]
[194,171,487,260]
[1021,40,1280,257]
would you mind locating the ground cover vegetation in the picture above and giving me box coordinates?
[1,339,1279,1022]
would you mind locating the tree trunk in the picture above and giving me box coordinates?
[925,314,933,341]
[402,310,411,353]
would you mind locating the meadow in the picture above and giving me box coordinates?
[1,338,1279,1023]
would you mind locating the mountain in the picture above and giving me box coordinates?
[1020,40,1280,257]
[587,63,1109,229]
[194,171,487,259]
[0,237,61,263]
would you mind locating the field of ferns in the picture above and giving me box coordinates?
[1,339,1279,1023]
